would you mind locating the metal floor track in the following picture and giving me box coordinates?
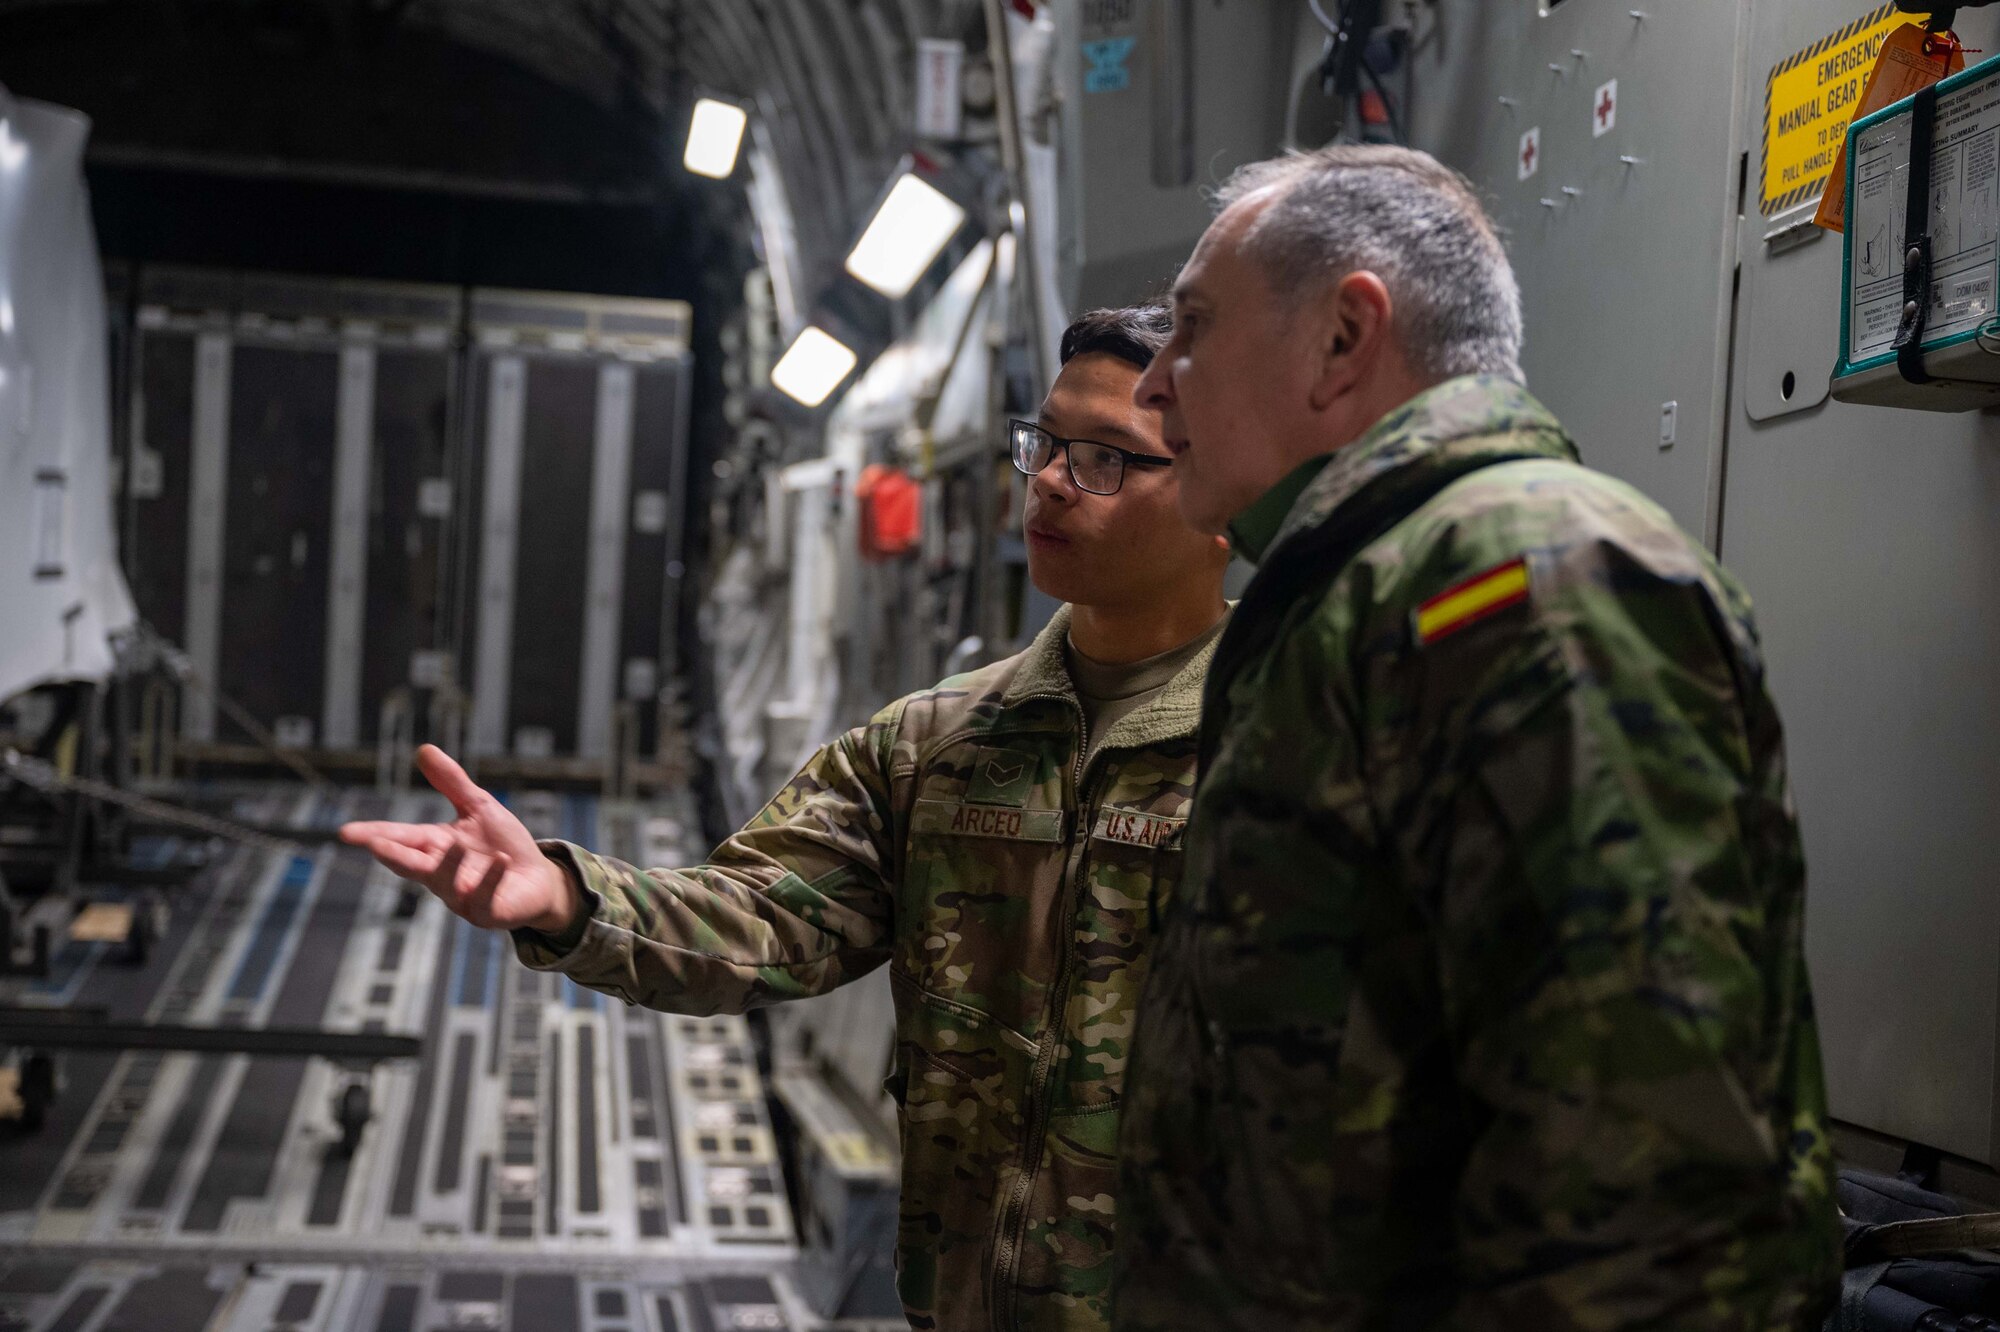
[0,783,896,1332]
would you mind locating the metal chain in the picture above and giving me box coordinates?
[118,623,332,790]
[1,749,306,855]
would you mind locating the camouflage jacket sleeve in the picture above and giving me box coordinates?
[1370,491,1838,1328]
[511,700,906,1015]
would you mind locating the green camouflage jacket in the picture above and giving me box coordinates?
[1113,376,1841,1331]
[516,606,1215,1332]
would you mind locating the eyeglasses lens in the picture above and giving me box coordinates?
[1069,443,1122,495]
[1013,425,1052,477]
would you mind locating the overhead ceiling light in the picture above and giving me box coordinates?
[683,98,748,179]
[845,173,967,299]
[0,120,25,173]
[771,326,859,407]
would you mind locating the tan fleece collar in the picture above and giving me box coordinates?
[1000,603,1226,750]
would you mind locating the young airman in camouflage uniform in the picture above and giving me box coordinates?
[1116,145,1843,1329]
[342,304,1234,1332]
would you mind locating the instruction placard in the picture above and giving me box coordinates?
[1765,6,1929,215]
[1848,73,2000,362]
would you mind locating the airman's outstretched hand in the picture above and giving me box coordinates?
[338,744,581,935]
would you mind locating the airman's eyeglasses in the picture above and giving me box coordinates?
[1009,419,1173,497]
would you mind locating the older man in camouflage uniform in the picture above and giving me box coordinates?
[1116,145,1843,1329]
[342,303,1233,1332]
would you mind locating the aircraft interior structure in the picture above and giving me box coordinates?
[4,1,2000,1329]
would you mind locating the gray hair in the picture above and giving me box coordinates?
[1214,144,1524,383]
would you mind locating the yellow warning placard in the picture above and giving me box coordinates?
[1763,6,1927,214]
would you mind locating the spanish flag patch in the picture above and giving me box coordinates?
[1414,557,1532,646]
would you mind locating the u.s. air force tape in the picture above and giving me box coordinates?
[1091,808,1184,851]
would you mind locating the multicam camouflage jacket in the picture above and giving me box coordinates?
[1113,376,1843,1331]
[515,606,1216,1332]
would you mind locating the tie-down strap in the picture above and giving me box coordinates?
[1892,82,1942,385]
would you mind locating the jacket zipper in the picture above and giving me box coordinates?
[988,693,1092,1330]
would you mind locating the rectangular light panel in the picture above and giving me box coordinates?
[845,174,967,299]
[770,326,858,408]
[684,98,748,179]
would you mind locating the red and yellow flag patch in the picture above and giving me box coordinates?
[1415,557,1532,646]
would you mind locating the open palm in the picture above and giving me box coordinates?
[339,744,578,934]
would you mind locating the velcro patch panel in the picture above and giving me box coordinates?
[912,799,1066,843]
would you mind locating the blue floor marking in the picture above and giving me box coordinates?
[28,939,103,1002]
[562,792,600,847]
[458,925,500,1008]
[135,836,174,868]
[226,855,315,1003]
[446,915,476,1008]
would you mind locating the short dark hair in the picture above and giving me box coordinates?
[1058,301,1172,372]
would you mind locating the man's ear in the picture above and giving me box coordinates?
[1308,271,1394,411]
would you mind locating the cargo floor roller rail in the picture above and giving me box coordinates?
[0,1006,417,1146]
[0,674,416,1150]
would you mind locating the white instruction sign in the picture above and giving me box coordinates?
[409,648,450,688]
[915,38,965,140]
[1850,73,2000,362]
[417,476,453,519]
[632,489,669,535]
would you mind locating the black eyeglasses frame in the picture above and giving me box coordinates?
[1007,418,1174,497]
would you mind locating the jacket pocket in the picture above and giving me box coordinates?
[1013,1103,1120,1332]
[1056,844,1180,1112]
[1179,909,1339,1311]
[900,815,1066,1041]
[892,995,1022,1328]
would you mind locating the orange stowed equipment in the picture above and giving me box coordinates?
[1814,21,1966,233]
[856,463,923,561]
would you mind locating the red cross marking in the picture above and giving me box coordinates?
[1596,88,1616,127]
[1522,137,1536,170]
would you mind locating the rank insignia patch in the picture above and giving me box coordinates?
[1415,557,1532,646]
[965,746,1039,807]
